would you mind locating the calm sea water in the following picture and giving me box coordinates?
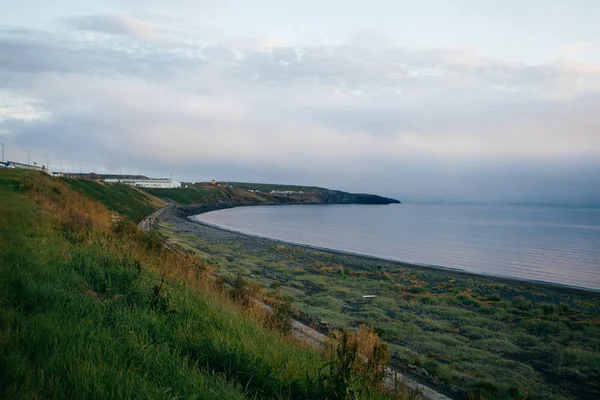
[194,204,600,290]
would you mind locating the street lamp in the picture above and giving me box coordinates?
[23,148,30,166]
[56,158,63,173]
[0,142,4,164]
[42,154,50,173]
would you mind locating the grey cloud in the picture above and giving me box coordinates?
[0,28,206,82]
[2,24,600,204]
[3,25,598,97]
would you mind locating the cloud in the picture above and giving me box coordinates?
[0,91,49,123]
[67,14,156,40]
[1,23,599,203]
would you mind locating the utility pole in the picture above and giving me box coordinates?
[0,142,4,164]
[56,159,63,173]
[22,148,30,166]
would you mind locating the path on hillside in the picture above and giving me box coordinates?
[139,203,174,232]
[143,204,453,400]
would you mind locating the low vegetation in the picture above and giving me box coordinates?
[144,182,400,206]
[226,182,322,193]
[64,177,158,222]
[0,169,406,399]
[144,185,235,205]
[161,217,600,400]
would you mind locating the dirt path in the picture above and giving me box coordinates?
[139,204,174,232]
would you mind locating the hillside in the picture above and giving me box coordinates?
[144,182,400,206]
[0,169,407,400]
[64,178,165,221]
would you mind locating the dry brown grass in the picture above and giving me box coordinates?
[327,325,391,391]
[131,186,169,208]
[21,172,277,331]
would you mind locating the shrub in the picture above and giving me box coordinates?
[61,209,93,243]
[139,229,166,252]
[265,293,293,334]
[231,275,251,305]
[320,325,390,399]
[520,318,566,337]
[407,286,426,294]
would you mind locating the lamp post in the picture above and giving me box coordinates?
[23,148,30,166]
[56,158,63,173]
[0,142,4,164]
[42,154,50,173]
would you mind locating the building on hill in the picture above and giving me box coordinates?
[65,173,149,180]
[104,177,181,189]
[270,190,303,195]
[6,161,46,172]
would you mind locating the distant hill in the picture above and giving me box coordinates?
[144,182,400,206]
[219,182,322,192]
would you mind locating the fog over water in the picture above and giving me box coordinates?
[195,204,600,290]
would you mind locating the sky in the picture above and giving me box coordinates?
[1,0,599,204]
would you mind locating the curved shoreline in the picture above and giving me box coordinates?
[185,203,600,295]
[154,202,600,398]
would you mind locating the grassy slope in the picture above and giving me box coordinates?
[225,182,321,192]
[162,222,600,400]
[64,178,157,222]
[0,170,400,399]
[144,185,266,206]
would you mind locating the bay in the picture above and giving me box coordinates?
[194,204,600,290]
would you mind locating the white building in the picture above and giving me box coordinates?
[104,178,181,189]
[6,161,46,172]
[270,190,303,195]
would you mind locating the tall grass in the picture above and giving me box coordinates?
[64,177,156,221]
[0,170,403,400]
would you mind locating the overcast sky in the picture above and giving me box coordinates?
[1,1,599,204]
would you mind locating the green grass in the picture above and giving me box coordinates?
[144,186,226,205]
[63,178,156,222]
[162,222,600,400]
[226,182,321,192]
[0,170,401,400]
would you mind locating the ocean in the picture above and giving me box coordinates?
[193,204,600,290]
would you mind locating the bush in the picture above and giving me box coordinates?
[320,326,390,399]
[265,293,293,334]
[520,318,566,337]
[407,286,426,294]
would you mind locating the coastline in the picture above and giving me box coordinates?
[154,202,600,398]
[185,203,600,295]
